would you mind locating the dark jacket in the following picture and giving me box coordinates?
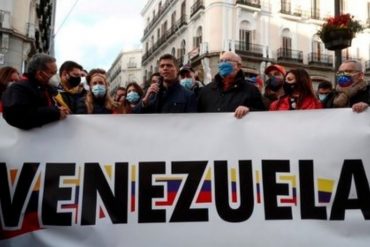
[134,82,197,113]
[76,96,113,114]
[2,78,60,130]
[55,84,87,114]
[198,70,266,112]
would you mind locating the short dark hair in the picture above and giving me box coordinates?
[150,72,161,80]
[318,81,333,90]
[116,86,126,92]
[59,61,83,75]
[159,54,178,67]
[27,53,56,76]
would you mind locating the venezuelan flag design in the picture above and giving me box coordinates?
[61,167,81,223]
[155,177,182,206]
[318,178,335,203]
[196,168,212,203]
[130,165,137,212]
[279,175,297,206]
[0,169,41,240]
[231,168,238,203]
[255,170,262,204]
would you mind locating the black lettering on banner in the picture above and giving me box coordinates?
[262,160,292,220]
[214,160,254,222]
[330,160,370,220]
[170,161,208,222]
[0,163,39,228]
[81,162,128,225]
[138,162,166,223]
[42,163,75,226]
[299,160,327,220]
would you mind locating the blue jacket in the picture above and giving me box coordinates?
[134,82,197,113]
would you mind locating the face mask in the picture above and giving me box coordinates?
[336,74,353,88]
[283,83,296,95]
[318,94,328,102]
[180,78,193,90]
[266,77,284,92]
[91,84,106,98]
[126,91,140,103]
[218,62,234,78]
[68,75,81,87]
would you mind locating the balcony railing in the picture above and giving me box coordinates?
[308,53,333,67]
[142,15,187,64]
[142,0,175,39]
[236,0,261,9]
[277,48,303,63]
[191,0,205,17]
[235,41,264,57]
[365,60,370,71]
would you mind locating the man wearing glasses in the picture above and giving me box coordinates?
[329,60,370,113]
[197,51,265,118]
[2,53,69,129]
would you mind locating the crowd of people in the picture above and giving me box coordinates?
[0,51,369,130]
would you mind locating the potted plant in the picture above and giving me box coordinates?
[317,13,364,50]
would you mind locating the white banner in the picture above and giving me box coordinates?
[1,110,370,247]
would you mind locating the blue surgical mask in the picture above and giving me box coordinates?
[218,62,234,77]
[126,91,140,103]
[180,78,193,90]
[91,84,106,98]
[336,74,353,88]
[318,94,328,102]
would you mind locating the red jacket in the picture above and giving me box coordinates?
[270,96,322,111]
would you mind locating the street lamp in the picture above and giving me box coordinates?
[334,0,342,71]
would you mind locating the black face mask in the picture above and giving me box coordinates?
[283,83,296,95]
[68,75,81,87]
[266,77,284,92]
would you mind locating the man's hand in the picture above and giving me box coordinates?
[142,83,160,106]
[234,106,250,119]
[59,106,70,120]
[352,102,368,113]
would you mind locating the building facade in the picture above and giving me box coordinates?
[0,0,56,72]
[108,49,143,94]
[141,0,370,86]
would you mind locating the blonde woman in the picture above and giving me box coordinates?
[76,69,114,114]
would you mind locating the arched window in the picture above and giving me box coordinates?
[239,20,252,51]
[171,47,176,57]
[282,28,292,57]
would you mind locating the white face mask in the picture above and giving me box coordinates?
[91,84,106,98]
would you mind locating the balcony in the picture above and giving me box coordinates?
[235,41,264,58]
[308,53,333,67]
[277,48,303,63]
[142,0,175,40]
[236,0,261,9]
[190,0,205,18]
[142,15,187,65]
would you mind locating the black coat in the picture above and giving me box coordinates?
[75,96,113,114]
[2,78,60,130]
[198,71,266,112]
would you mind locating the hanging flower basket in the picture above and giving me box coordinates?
[317,14,364,51]
[323,29,353,50]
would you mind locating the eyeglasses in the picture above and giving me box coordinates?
[336,70,360,76]
[219,59,239,64]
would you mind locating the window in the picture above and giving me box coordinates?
[282,29,292,57]
[239,21,252,51]
[193,26,202,49]
[281,0,291,14]
[311,0,320,19]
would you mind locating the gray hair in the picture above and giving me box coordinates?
[342,60,363,72]
[27,53,56,75]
